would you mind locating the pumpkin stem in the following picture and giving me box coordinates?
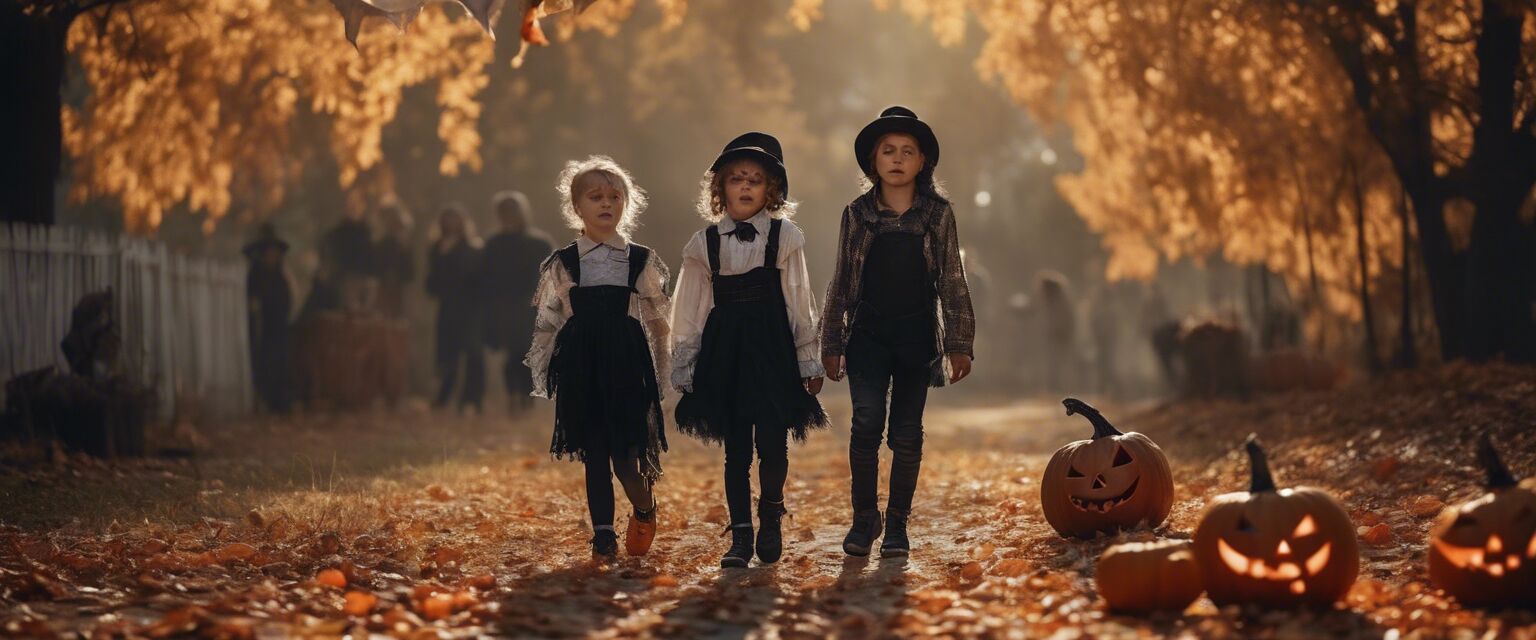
[1478,434,1518,489]
[1061,397,1123,439]
[1244,434,1277,493]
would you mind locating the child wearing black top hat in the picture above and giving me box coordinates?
[671,132,828,568]
[527,156,672,561]
[821,107,976,558]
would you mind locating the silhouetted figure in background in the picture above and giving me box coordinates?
[1087,284,1122,396]
[244,224,295,414]
[1141,284,1181,390]
[374,202,416,319]
[1034,270,1076,393]
[319,208,378,314]
[426,204,485,413]
[480,190,554,413]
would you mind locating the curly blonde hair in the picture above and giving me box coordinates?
[555,155,648,239]
[695,157,796,221]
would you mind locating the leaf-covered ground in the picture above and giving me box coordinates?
[3,363,1535,638]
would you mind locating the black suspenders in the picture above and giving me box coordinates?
[704,218,783,275]
[557,242,649,290]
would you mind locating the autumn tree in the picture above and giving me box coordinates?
[3,0,498,230]
[865,0,1533,362]
[1293,0,1536,361]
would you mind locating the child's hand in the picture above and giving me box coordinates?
[822,356,845,382]
[947,353,972,384]
[804,377,824,396]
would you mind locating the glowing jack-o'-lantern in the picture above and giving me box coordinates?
[1040,398,1174,539]
[1192,435,1359,607]
[1427,435,1536,609]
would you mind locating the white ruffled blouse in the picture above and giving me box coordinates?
[668,211,826,392]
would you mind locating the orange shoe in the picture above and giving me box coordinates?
[625,505,658,556]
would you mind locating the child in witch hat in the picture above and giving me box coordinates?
[671,132,828,568]
[527,156,672,561]
[821,106,976,557]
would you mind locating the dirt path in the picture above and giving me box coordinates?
[3,366,1536,637]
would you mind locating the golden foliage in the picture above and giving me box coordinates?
[63,0,492,232]
[882,0,1480,320]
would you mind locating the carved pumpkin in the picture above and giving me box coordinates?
[1096,539,1204,614]
[1041,398,1175,538]
[1192,435,1358,607]
[1427,435,1536,609]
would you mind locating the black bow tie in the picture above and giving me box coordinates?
[725,222,758,243]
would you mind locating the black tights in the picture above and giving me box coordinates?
[584,449,653,527]
[723,421,789,525]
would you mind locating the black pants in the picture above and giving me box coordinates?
[436,345,485,410]
[585,448,653,527]
[723,420,789,525]
[503,353,535,406]
[846,325,933,514]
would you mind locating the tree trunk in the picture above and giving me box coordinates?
[1462,0,1536,363]
[1401,186,1465,362]
[0,5,70,226]
[1349,159,1381,373]
[1391,185,1417,369]
[1292,159,1327,352]
[1465,184,1536,362]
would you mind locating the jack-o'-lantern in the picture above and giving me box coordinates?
[1041,398,1174,538]
[1192,435,1358,607]
[1096,539,1204,614]
[1427,435,1536,609]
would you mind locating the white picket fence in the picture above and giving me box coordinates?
[0,223,252,419]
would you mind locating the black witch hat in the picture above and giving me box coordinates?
[854,105,940,177]
[242,223,289,258]
[709,131,789,197]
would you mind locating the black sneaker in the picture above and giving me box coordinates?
[880,509,910,557]
[721,524,754,568]
[756,500,787,564]
[590,528,619,560]
[842,509,882,557]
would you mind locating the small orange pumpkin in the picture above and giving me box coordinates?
[1096,539,1204,614]
[1192,435,1358,607]
[1427,435,1536,609]
[1041,398,1174,538]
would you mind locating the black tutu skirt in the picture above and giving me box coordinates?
[547,285,666,481]
[675,287,828,443]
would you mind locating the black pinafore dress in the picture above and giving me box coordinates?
[675,220,828,443]
[545,243,666,481]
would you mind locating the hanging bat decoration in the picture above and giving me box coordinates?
[328,0,598,54]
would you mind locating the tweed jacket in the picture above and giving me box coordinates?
[819,187,975,387]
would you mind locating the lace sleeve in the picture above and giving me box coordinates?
[636,255,673,398]
[523,261,568,399]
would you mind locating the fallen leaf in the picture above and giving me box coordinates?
[1361,523,1393,546]
[343,591,377,616]
[317,568,347,588]
[991,558,1031,577]
[1406,495,1444,518]
[420,593,454,620]
[214,542,257,563]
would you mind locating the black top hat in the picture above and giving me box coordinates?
[854,106,940,177]
[242,223,289,258]
[709,131,789,198]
